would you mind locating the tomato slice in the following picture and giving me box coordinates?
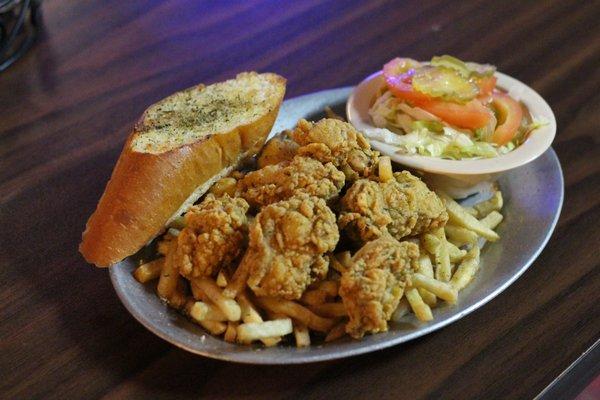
[477,76,497,98]
[490,92,523,145]
[386,74,433,104]
[419,99,492,130]
[386,69,493,130]
[383,57,421,78]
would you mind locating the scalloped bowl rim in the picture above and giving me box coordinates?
[347,71,556,175]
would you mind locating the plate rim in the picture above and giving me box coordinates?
[109,87,564,364]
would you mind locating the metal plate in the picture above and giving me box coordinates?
[109,87,564,364]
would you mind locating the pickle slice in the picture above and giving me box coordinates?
[412,66,479,102]
[430,55,471,78]
[430,55,496,78]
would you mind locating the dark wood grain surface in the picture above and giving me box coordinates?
[1,0,599,399]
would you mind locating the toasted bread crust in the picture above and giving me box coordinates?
[80,73,285,267]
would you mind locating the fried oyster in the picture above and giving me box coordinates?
[290,118,380,182]
[338,171,447,243]
[238,155,345,208]
[172,194,249,279]
[340,236,420,338]
[394,171,448,234]
[256,134,299,168]
[241,195,339,300]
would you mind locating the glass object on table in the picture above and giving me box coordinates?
[0,0,41,72]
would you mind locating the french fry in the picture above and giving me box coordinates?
[405,287,433,321]
[190,280,210,302]
[314,280,339,296]
[134,258,164,283]
[167,278,188,310]
[168,215,186,230]
[421,233,441,254]
[378,156,393,182]
[223,260,250,299]
[209,177,237,197]
[474,191,503,218]
[438,191,500,241]
[237,291,280,347]
[197,319,227,336]
[418,286,437,307]
[157,242,178,301]
[193,278,241,321]
[418,254,434,277]
[237,319,293,344]
[254,297,336,332]
[237,292,263,323]
[424,234,465,263]
[462,206,479,217]
[262,338,283,348]
[301,290,328,306]
[445,224,478,247]
[391,298,410,322]
[325,321,347,342]
[216,270,228,288]
[301,280,339,306]
[432,228,451,282]
[265,310,288,320]
[156,237,174,256]
[293,324,311,347]
[189,301,228,322]
[337,251,353,270]
[309,302,348,318]
[416,255,437,307]
[330,256,348,274]
[451,246,481,290]
[183,299,195,315]
[224,322,238,343]
[324,106,345,121]
[167,228,181,237]
[411,273,458,304]
[422,233,457,281]
[480,211,503,230]
[446,241,467,263]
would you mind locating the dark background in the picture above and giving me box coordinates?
[1,0,599,399]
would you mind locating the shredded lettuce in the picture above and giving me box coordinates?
[369,91,514,159]
[412,120,443,133]
[367,55,548,160]
[387,127,502,159]
[514,117,549,145]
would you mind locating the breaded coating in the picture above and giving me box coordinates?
[338,171,447,243]
[393,171,448,233]
[257,135,299,168]
[338,179,415,242]
[340,236,419,338]
[238,156,345,208]
[242,196,339,300]
[172,194,249,279]
[290,118,380,181]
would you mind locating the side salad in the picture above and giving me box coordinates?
[369,55,545,159]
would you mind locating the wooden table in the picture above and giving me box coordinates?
[1,1,599,398]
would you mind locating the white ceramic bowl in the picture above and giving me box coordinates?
[347,71,557,198]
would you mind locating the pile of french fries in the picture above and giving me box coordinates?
[133,156,504,346]
[395,188,504,322]
[134,258,348,345]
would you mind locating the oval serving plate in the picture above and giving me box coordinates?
[110,87,563,364]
